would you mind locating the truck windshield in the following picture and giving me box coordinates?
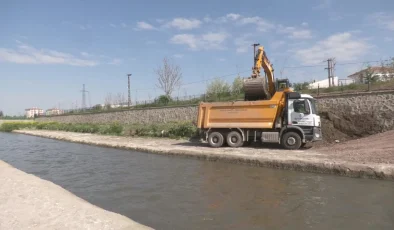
[308,99,318,114]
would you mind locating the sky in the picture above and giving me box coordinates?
[1,0,394,115]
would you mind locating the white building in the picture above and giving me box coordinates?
[45,108,64,116]
[308,76,354,89]
[25,107,44,118]
[348,66,394,83]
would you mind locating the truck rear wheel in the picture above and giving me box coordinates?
[226,131,243,147]
[281,132,302,150]
[208,132,224,148]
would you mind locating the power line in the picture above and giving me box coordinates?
[283,59,389,69]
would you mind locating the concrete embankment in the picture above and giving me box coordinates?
[0,160,152,230]
[14,130,394,181]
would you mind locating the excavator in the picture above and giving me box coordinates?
[243,45,291,101]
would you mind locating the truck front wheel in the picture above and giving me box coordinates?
[208,132,224,148]
[281,132,302,150]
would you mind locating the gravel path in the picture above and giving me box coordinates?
[13,130,394,180]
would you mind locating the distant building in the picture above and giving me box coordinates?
[25,107,44,118]
[308,76,355,89]
[348,66,394,84]
[45,108,64,116]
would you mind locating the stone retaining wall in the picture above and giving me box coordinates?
[35,105,199,124]
[36,91,394,134]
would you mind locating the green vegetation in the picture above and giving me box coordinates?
[0,121,198,139]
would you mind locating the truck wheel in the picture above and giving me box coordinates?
[226,131,243,147]
[208,132,224,148]
[281,132,302,150]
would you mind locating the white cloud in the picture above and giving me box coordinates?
[121,23,128,28]
[368,12,394,31]
[226,13,241,21]
[170,32,228,50]
[0,42,98,66]
[217,13,241,23]
[290,30,313,39]
[108,58,123,65]
[234,34,252,53]
[165,18,202,30]
[170,34,198,49]
[136,21,156,30]
[110,23,117,28]
[217,58,226,62]
[294,32,371,65]
[301,22,308,26]
[238,17,274,32]
[203,16,212,23]
[80,52,91,57]
[384,37,393,42]
[278,25,312,39]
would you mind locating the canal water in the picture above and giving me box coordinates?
[1,132,393,230]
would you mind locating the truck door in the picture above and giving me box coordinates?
[288,98,314,126]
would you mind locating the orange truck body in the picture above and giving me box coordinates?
[197,92,285,130]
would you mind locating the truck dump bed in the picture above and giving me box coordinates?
[197,97,283,130]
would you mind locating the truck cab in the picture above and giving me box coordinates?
[283,93,322,147]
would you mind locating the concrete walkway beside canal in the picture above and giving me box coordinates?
[14,130,394,181]
[0,160,152,230]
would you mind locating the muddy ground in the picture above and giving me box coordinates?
[315,129,394,164]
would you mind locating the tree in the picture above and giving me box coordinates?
[231,76,244,96]
[362,65,380,84]
[206,78,231,98]
[293,82,310,91]
[155,57,182,97]
[104,93,114,109]
[156,95,172,105]
[0,110,3,117]
[114,92,126,105]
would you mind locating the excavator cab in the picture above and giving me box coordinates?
[275,78,290,91]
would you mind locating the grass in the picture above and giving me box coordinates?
[0,121,198,139]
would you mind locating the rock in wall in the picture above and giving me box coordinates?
[36,106,199,124]
[317,91,394,136]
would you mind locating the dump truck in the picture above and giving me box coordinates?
[196,45,322,149]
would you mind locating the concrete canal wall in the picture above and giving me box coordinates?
[0,160,152,230]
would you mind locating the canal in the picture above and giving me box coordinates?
[1,132,393,230]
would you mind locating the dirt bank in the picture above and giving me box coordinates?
[0,160,152,230]
[13,130,394,181]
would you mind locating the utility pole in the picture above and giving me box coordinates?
[252,43,260,62]
[127,74,131,107]
[81,84,88,110]
[332,58,336,87]
[325,58,335,87]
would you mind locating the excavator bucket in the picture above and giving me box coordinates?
[243,76,271,101]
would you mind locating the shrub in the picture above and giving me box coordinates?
[167,121,197,138]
